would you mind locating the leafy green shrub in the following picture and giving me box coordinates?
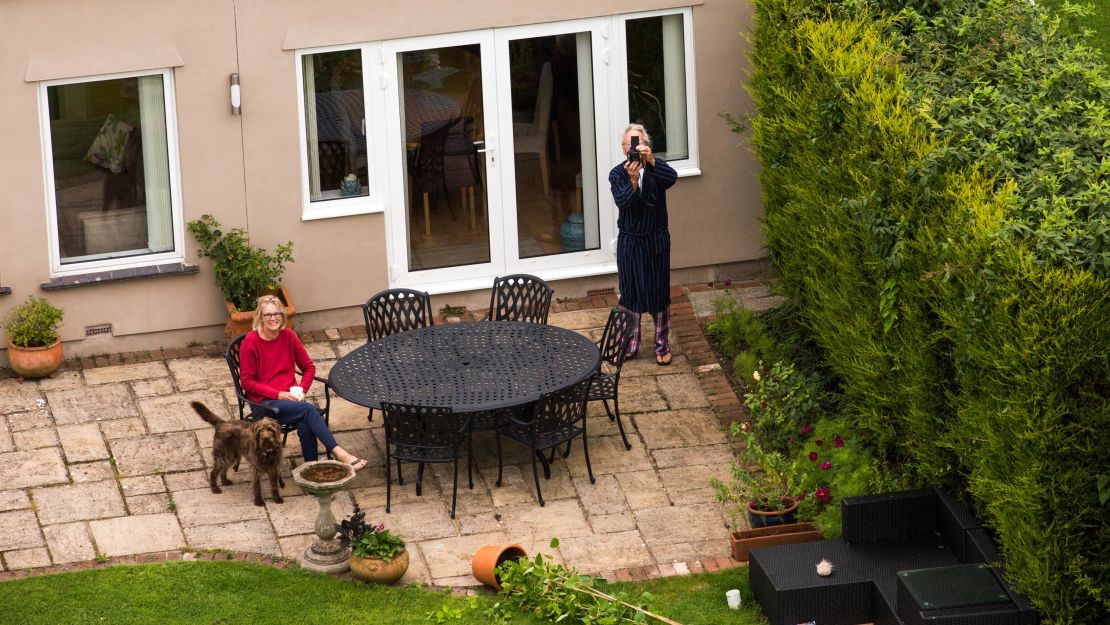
[186,214,294,312]
[3,295,64,347]
[705,297,778,368]
[744,361,826,454]
[742,0,1109,621]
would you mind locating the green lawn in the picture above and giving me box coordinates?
[0,560,768,625]
[1040,0,1110,58]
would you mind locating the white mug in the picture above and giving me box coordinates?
[726,589,741,610]
[289,386,305,401]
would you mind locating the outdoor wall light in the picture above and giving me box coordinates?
[230,73,241,115]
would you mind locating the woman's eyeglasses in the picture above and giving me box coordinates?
[261,312,283,319]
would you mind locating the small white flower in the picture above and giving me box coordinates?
[816,559,834,577]
[752,370,762,382]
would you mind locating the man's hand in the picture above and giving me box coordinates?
[636,142,656,167]
[624,159,642,191]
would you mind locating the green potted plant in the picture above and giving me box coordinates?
[711,425,822,561]
[335,503,409,584]
[186,214,295,338]
[3,295,65,378]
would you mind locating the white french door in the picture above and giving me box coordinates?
[383,18,615,292]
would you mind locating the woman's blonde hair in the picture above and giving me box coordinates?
[252,294,287,332]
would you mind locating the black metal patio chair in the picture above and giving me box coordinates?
[360,288,434,424]
[589,306,638,450]
[496,378,593,506]
[485,273,553,324]
[381,402,470,519]
[361,287,435,342]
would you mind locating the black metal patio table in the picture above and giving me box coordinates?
[327,321,601,413]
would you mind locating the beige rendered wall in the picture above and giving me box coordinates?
[0,0,761,358]
[0,0,245,355]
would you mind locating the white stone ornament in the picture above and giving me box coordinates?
[816,559,834,577]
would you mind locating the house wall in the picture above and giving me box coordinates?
[0,0,761,358]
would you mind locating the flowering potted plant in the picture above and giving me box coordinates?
[336,503,409,584]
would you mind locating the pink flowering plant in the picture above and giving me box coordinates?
[336,502,406,562]
[791,418,880,534]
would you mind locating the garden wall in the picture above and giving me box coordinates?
[744,0,1109,622]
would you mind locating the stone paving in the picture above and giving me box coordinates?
[0,285,763,585]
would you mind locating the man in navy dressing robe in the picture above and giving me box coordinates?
[608,123,678,365]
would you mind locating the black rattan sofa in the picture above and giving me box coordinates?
[748,488,1038,625]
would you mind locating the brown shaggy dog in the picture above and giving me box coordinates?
[191,401,285,507]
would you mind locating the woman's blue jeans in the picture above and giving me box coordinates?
[263,400,336,461]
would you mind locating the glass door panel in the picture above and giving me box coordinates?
[399,44,490,272]
[506,32,600,260]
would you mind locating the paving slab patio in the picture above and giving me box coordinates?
[0,286,769,582]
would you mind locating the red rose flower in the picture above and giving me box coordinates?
[809,451,818,462]
[814,486,831,502]
[821,461,832,470]
[834,436,844,448]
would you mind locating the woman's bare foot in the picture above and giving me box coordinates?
[332,447,368,471]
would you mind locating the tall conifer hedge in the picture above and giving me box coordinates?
[745,1,1109,622]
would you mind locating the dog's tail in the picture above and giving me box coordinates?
[191,401,224,427]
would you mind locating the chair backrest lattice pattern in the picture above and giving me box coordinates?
[225,334,250,419]
[599,306,637,370]
[381,403,467,454]
[527,378,590,436]
[362,288,434,342]
[488,273,554,324]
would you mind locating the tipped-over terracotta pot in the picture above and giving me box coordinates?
[471,543,528,590]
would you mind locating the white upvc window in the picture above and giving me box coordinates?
[616,7,699,175]
[39,69,185,276]
[291,7,699,291]
[295,43,388,220]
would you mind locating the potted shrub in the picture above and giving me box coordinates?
[3,295,65,378]
[186,214,295,338]
[335,503,409,584]
[711,425,822,561]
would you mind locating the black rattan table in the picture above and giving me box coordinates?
[327,321,601,412]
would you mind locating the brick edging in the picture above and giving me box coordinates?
[668,286,747,428]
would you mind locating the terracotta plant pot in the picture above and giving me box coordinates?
[472,543,528,590]
[747,498,800,528]
[729,522,823,562]
[225,285,296,339]
[6,339,63,378]
[349,549,410,585]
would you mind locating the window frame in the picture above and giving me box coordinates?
[294,42,388,220]
[38,68,186,277]
[614,7,700,177]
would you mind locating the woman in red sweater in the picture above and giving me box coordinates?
[240,295,367,470]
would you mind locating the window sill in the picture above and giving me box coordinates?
[302,197,385,221]
[40,262,199,291]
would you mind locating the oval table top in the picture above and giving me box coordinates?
[327,321,600,413]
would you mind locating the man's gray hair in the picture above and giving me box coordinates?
[622,123,652,147]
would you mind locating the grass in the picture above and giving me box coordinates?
[1040,0,1110,58]
[0,560,768,625]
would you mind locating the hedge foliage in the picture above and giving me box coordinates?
[744,0,1109,622]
